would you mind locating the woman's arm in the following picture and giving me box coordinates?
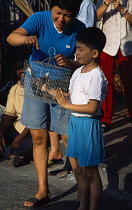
[6,27,40,49]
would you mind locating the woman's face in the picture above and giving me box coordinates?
[52,6,75,32]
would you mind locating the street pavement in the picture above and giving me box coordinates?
[0,91,132,210]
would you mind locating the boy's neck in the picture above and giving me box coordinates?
[81,62,98,73]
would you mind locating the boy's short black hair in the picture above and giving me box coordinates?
[76,27,106,52]
[50,0,82,16]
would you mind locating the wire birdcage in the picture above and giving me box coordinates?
[22,58,71,103]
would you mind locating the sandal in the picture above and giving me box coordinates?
[48,159,64,167]
[24,196,50,208]
[48,167,73,176]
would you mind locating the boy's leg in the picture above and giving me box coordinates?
[78,165,102,210]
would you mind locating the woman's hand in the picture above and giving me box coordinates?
[55,88,69,108]
[54,54,68,67]
[25,35,40,50]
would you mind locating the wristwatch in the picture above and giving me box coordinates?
[120,8,128,16]
[104,1,110,7]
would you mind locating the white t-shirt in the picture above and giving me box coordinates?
[69,66,108,117]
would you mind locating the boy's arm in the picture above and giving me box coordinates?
[55,89,99,114]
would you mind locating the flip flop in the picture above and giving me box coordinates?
[48,168,73,176]
[48,159,64,167]
[25,196,50,209]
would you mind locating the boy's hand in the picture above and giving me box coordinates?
[55,88,69,108]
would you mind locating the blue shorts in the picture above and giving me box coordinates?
[66,115,105,167]
[21,95,70,135]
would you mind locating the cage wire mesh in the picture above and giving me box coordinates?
[21,58,72,104]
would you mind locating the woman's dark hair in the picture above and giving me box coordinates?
[76,27,106,52]
[50,0,82,16]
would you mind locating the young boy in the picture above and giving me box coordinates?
[55,27,108,210]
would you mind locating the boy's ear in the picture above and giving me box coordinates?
[92,50,99,58]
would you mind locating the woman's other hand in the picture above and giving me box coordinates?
[54,54,68,67]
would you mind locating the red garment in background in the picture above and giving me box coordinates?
[100,49,132,125]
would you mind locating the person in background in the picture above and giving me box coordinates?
[0,59,33,167]
[0,60,22,107]
[55,27,107,210]
[96,0,132,132]
[6,0,85,208]
[76,0,97,27]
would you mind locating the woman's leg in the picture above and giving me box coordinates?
[48,131,62,160]
[24,128,50,207]
[78,165,102,210]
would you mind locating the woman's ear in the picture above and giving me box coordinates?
[92,50,99,58]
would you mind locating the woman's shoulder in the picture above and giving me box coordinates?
[32,10,51,18]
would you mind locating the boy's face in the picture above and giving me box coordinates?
[52,6,74,32]
[75,42,97,65]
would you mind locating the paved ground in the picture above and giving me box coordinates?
[0,91,132,210]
